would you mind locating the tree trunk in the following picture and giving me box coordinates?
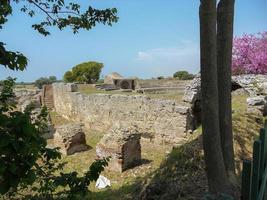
[217,0,236,184]
[199,0,231,195]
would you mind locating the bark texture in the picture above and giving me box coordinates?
[199,0,231,194]
[217,0,236,181]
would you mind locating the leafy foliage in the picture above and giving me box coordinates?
[0,78,109,199]
[232,32,267,75]
[0,0,118,71]
[173,70,195,80]
[34,76,58,89]
[0,1,28,71]
[63,71,75,83]
[0,1,114,198]
[64,61,104,83]
[0,77,54,194]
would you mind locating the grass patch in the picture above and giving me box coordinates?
[50,111,71,126]
[78,84,185,103]
[44,94,265,199]
[49,111,173,199]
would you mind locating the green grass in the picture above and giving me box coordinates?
[48,112,172,199]
[78,84,185,103]
[45,94,266,199]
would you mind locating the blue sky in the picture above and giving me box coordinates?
[0,0,267,82]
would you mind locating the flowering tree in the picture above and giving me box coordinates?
[232,32,267,75]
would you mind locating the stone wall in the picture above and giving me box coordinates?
[53,83,193,144]
[183,74,267,120]
[183,74,267,105]
[41,85,54,109]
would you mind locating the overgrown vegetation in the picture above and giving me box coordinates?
[173,71,195,80]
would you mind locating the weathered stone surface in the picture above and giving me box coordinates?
[41,84,54,109]
[66,83,78,92]
[104,72,124,84]
[232,75,267,96]
[53,83,193,144]
[183,74,201,105]
[54,123,88,155]
[247,96,267,116]
[183,74,267,105]
[14,89,42,111]
[183,74,267,121]
[13,88,55,139]
[96,126,141,172]
[247,96,267,106]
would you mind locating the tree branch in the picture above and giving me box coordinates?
[47,10,80,16]
[27,0,56,22]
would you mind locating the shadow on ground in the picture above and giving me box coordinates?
[89,110,265,200]
[89,134,208,200]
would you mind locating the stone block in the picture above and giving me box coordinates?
[54,123,88,155]
[66,83,78,92]
[247,96,267,106]
[96,126,141,172]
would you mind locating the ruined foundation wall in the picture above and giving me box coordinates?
[53,83,193,144]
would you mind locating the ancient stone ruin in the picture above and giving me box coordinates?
[96,126,141,172]
[54,123,88,155]
[14,89,42,112]
[104,72,124,84]
[247,96,267,116]
[100,72,136,91]
[14,88,55,139]
[183,74,267,122]
[53,82,193,144]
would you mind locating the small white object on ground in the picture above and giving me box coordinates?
[95,175,111,189]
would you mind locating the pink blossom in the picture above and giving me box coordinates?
[232,32,267,75]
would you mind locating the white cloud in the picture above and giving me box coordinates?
[134,41,200,77]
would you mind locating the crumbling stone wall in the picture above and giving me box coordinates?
[54,123,88,155]
[53,83,193,144]
[96,126,141,172]
[183,74,267,120]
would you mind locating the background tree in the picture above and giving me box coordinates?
[157,76,164,80]
[173,70,195,80]
[0,0,118,71]
[63,71,74,82]
[232,32,267,75]
[64,61,104,83]
[48,76,57,82]
[34,76,58,89]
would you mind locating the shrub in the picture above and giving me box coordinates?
[173,71,194,80]
[157,76,164,80]
[34,76,57,89]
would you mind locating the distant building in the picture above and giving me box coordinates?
[104,72,136,90]
[104,72,124,84]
